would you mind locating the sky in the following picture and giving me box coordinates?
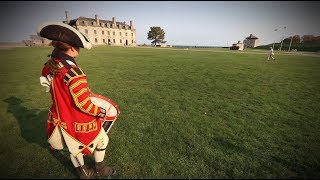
[0,1,319,46]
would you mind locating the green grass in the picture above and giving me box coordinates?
[0,46,320,178]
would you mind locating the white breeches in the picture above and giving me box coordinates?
[70,129,109,167]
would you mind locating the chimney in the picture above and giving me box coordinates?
[130,20,134,30]
[65,11,69,24]
[112,17,116,24]
[95,14,99,25]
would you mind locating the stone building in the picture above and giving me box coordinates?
[64,11,136,46]
[243,34,259,48]
[23,35,51,47]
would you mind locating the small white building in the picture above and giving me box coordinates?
[230,41,244,50]
[160,44,172,47]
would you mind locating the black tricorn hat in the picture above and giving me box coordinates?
[37,22,92,49]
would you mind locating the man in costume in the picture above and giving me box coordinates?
[267,47,276,61]
[38,22,117,179]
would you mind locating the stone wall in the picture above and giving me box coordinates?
[243,39,259,48]
[77,25,136,46]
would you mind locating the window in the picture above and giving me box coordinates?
[102,31,104,35]
[119,32,122,36]
[85,29,88,34]
[94,30,97,34]
[132,40,133,43]
[120,39,122,43]
[113,31,115,36]
[126,32,127,36]
[113,39,115,43]
[95,38,98,43]
[131,33,133,36]
[108,31,110,35]
[103,39,105,43]
[92,22,94,25]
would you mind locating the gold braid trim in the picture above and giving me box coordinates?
[70,79,98,116]
[70,79,87,90]
[70,68,78,76]
[74,88,88,98]
[79,97,90,107]
[94,106,98,115]
[86,103,94,113]
[74,119,98,133]
[65,74,87,85]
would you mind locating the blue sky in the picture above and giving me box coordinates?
[1,1,319,46]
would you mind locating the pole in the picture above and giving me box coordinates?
[273,28,278,50]
[57,126,88,177]
[288,36,293,51]
[74,154,88,177]
[280,26,286,51]
[280,37,283,51]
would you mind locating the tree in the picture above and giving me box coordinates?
[283,35,301,44]
[283,37,291,44]
[302,35,315,42]
[147,26,166,46]
[292,35,301,44]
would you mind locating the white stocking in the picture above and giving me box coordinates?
[70,153,84,167]
[94,132,109,163]
[94,149,106,163]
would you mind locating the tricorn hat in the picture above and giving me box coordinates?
[37,22,92,49]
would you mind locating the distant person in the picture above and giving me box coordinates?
[38,22,117,179]
[267,47,276,61]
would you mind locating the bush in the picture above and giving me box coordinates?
[255,42,320,52]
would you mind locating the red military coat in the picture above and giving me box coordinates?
[41,51,106,155]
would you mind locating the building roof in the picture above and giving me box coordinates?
[245,34,258,39]
[66,16,129,27]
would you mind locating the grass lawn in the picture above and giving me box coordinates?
[0,46,319,178]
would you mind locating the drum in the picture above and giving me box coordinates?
[90,93,120,134]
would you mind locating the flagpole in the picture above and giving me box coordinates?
[279,26,286,51]
[273,28,278,50]
[280,37,283,51]
[288,36,293,51]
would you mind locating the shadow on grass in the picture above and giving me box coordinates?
[3,96,77,177]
